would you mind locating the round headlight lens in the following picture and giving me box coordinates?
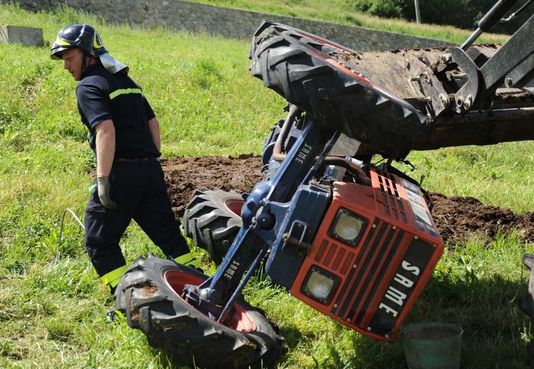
[331,209,366,246]
[302,266,338,303]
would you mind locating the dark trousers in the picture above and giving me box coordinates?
[84,159,189,277]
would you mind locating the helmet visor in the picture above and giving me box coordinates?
[50,37,75,59]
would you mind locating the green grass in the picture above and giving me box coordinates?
[407,142,534,214]
[191,0,509,44]
[1,3,533,369]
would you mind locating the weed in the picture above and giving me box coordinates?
[189,58,224,89]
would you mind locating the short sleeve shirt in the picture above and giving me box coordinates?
[76,64,160,159]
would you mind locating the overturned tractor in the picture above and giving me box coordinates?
[115,1,534,367]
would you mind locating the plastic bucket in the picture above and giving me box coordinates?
[401,322,463,369]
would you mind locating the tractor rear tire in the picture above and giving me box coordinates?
[183,190,244,264]
[114,255,283,369]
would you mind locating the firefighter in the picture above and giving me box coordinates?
[51,24,197,293]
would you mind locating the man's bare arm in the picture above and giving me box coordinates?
[148,117,161,152]
[95,119,115,177]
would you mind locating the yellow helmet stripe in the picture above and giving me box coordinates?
[54,38,72,46]
[93,34,103,49]
[109,88,142,100]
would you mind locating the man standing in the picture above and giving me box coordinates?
[51,24,197,293]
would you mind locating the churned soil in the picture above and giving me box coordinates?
[429,193,533,245]
[163,155,263,216]
[162,155,533,245]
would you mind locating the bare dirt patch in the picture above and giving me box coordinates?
[163,156,533,245]
[430,193,533,245]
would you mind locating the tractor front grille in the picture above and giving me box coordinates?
[329,219,405,328]
[375,172,408,223]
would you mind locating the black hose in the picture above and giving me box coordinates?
[272,104,300,161]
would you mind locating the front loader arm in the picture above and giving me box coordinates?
[185,118,337,320]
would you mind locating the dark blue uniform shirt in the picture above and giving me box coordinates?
[76,64,160,159]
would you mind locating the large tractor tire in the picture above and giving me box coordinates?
[250,21,427,160]
[183,190,244,264]
[114,255,283,369]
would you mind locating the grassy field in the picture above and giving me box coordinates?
[1,4,533,369]
[190,0,509,44]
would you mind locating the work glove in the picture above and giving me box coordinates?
[97,176,117,209]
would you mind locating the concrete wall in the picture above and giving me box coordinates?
[4,0,451,51]
[0,25,44,46]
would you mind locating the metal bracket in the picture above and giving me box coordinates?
[405,54,449,117]
[450,47,481,113]
[480,15,534,96]
[282,220,313,254]
[505,52,534,89]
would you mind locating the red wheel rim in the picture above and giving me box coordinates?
[224,199,244,217]
[164,270,256,333]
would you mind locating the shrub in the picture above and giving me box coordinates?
[345,0,402,18]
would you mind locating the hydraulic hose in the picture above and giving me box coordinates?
[272,104,301,162]
[461,0,520,50]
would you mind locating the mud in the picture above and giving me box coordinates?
[163,156,533,245]
[162,155,263,216]
[429,193,533,245]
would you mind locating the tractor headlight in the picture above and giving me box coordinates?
[329,208,367,246]
[302,266,339,304]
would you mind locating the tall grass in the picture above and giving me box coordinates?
[1,4,532,369]
[191,0,509,44]
[408,142,534,214]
